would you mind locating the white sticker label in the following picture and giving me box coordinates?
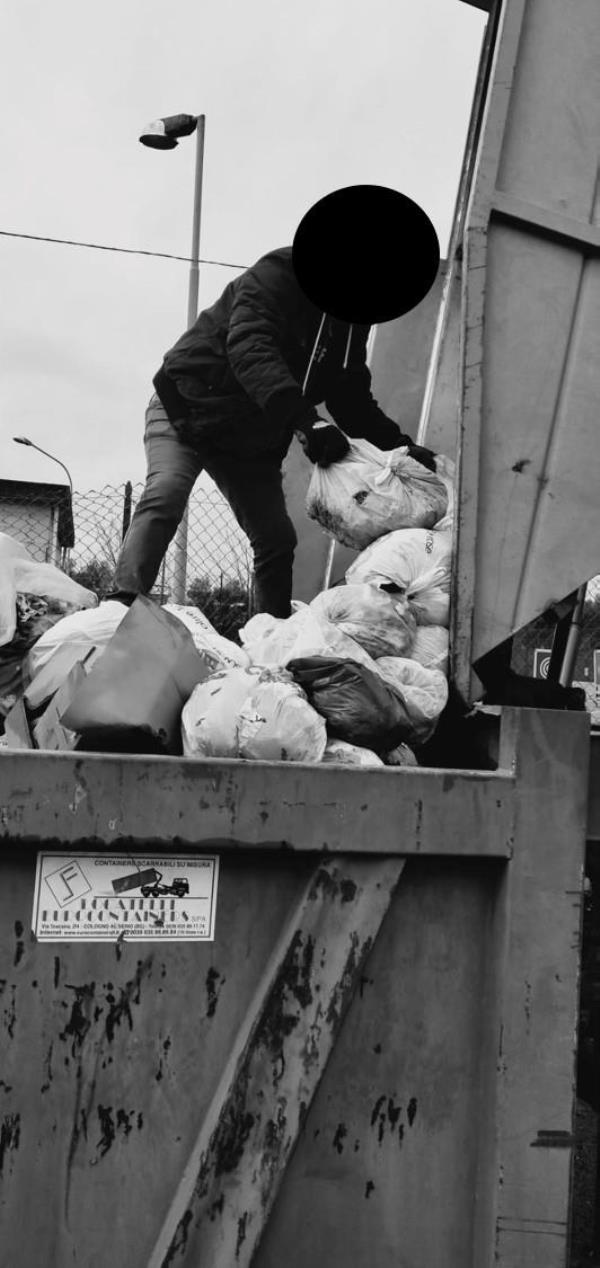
[32,853,219,942]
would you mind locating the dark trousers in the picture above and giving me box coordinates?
[113,396,297,617]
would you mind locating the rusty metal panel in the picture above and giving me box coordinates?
[454,0,600,696]
[420,0,600,699]
[0,709,589,1267]
[0,750,516,857]
[255,856,498,1268]
[0,850,313,1268]
[147,857,404,1267]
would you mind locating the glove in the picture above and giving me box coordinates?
[298,420,351,467]
[404,441,437,473]
[358,416,437,472]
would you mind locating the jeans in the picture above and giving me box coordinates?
[112,395,297,618]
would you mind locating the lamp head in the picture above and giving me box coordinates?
[13,436,32,446]
[139,114,198,150]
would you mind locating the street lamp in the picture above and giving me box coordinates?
[13,436,73,495]
[13,436,75,567]
[140,112,206,601]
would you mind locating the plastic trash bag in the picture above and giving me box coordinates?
[163,604,250,672]
[182,667,262,758]
[375,656,449,744]
[306,438,448,550]
[433,454,456,533]
[239,604,378,672]
[347,527,452,627]
[62,597,210,755]
[0,532,96,649]
[321,739,384,768]
[411,626,450,675]
[1,593,70,719]
[238,678,327,762]
[182,667,327,763]
[28,599,129,676]
[288,656,414,752]
[310,583,416,659]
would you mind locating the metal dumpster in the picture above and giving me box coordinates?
[0,706,589,1267]
[418,0,600,701]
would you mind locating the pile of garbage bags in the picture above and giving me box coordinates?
[0,437,454,769]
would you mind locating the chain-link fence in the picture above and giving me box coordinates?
[2,477,600,693]
[0,477,254,635]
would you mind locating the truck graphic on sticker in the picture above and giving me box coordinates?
[111,868,190,899]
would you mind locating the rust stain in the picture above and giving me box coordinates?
[524,979,532,1030]
[340,879,357,904]
[3,984,17,1040]
[365,1180,375,1199]
[235,1211,248,1259]
[208,1194,225,1222]
[371,1094,408,1145]
[13,921,24,967]
[332,1122,347,1154]
[40,1041,54,1094]
[60,982,96,1052]
[0,1112,20,1174]
[93,1105,143,1159]
[163,1207,194,1265]
[105,956,153,1043]
[415,798,423,848]
[53,956,60,989]
[407,1097,418,1127]
[253,931,315,1082]
[206,967,225,1019]
[325,932,371,1030]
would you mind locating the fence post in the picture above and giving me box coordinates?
[122,482,132,541]
[172,505,188,604]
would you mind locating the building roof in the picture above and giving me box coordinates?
[0,479,75,549]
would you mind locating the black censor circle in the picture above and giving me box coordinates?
[292,185,440,324]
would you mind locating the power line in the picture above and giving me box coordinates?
[0,228,248,270]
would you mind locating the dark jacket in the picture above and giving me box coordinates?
[153,246,400,456]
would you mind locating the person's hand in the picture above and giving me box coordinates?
[301,420,351,467]
[405,441,437,473]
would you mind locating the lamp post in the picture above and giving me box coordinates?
[139,112,206,603]
[13,436,74,495]
[13,436,74,567]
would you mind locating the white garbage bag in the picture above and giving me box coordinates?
[239,605,378,672]
[27,600,129,675]
[375,656,449,744]
[411,626,450,675]
[310,584,416,658]
[433,454,456,533]
[238,679,327,763]
[321,739,384,768]
[0,532,97,649]
[181,667,261,758]
[347,527,452,627]
[163,604,250,672]
[181,666,327,763]
[306,438,448,550]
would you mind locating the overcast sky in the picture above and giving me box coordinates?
[1,0,486,491]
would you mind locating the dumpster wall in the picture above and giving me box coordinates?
[0,708,589,1267]
[421,0,600,699]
